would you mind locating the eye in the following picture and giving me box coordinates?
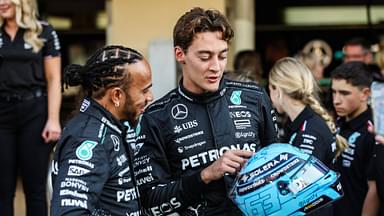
[340,91,350,96]
[219,54,227,60]
[199,55,210,61]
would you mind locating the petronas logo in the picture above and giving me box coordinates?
[76,140,98,161]
[230,91,242,105]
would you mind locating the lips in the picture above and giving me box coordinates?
[334,108,345,114]
[0,5,10,11]
[207,76,219,83]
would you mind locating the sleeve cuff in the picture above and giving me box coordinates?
[182,171,206,197]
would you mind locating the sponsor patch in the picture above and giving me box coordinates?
[111,135,120,151]
[230,90,242,105]
[67,165,90,177]
[80,99,90,112]
[76,140,98,161]
[171,104,188,120]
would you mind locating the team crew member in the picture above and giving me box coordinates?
[0,0,61,215]
[268,57,347,166]
[331,61,379,216]
[268,58,348,216]
[134,7,278,216]
[51,46,153,215]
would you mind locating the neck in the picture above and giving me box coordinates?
[5,18,17,29]
[346,103,368,122]
[283,97,306,121]
[4,19,18,40]
[95,97,121,121]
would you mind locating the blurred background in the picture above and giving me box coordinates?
[35,0,384,98]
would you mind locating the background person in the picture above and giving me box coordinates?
[269,57,347,166]
[343,37,373,64]
[0,0,61,215]
[134,7,278,216]
[50,45,153,215]
[331,61,379,216]
[225,50,264,84]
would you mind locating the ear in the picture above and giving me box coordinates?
[276,87,283,100]
[109,87,123,106]
[174,46,186,64]
[360,87,371,102]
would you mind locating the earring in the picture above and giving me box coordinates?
[114,102,120,107]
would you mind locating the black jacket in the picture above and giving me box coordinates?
[334,108,376,216]
[134,79,278,216]
[51,98,141,216]
[283,106,336,167]
[0,21,61,94]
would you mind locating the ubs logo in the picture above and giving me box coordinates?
[171,104,188,120]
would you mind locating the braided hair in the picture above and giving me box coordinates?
[64,45,143,99]
[269,57,348,157]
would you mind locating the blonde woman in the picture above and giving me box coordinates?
[269,57,347,165]
[0,0,61,215]
[269,57,347,215]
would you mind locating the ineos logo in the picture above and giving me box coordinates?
[171,104,188,120]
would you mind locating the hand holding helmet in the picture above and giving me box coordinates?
[201,150,254,184]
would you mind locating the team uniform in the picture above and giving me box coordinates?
[133,79,279,216]
[0,22,60,215]
[333,109,376,216]
[283,106,337,167]
[51,98,141,216]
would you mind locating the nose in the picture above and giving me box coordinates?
[209,57,220,72]
[146,90,154,104]
[333,93,341,105]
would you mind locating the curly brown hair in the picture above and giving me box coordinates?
[173,7,234,52]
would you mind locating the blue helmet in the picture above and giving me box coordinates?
[229,143,343,216]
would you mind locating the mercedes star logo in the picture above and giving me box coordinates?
[171,104,188,120]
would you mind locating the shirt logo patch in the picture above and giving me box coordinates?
[171,104,188,120]
[230,91,242,105]
[111,135,120,151]
[132,142,144,156]
[80,99,90,112]
[67,165,90,176]
[348,132,361,144]
[76,140,98,161]
[24,43,32,50]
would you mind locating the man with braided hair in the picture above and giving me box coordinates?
[51,45,153,216]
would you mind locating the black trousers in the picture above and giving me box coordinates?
[0,96,53,216]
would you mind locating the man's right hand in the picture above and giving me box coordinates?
[200,150,253,184]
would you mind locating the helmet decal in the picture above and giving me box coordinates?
[230,143,343,216]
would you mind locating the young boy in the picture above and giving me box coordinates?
[331,61,379,216]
